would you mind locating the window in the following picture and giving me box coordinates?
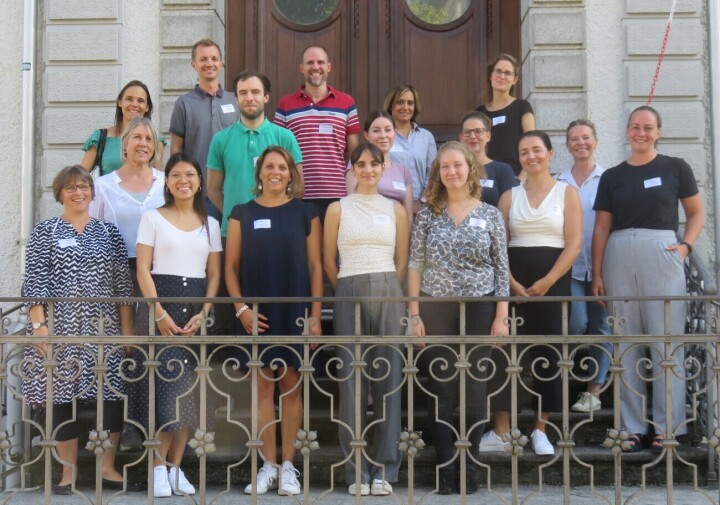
[274,0,340,25]
[406,0,471,25]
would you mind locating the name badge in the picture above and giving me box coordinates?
[392,181,406,191]
[253,156,260,168]
[221,104,235,114]
[373,215,391,225]
[469,218,486,229]
[254,219,271,229]
[480,179,495,188]
[319,124,333,134]
[390,144,403,153]
[58,238,78,248]
[492,115,506,126]
[644,177,662,188]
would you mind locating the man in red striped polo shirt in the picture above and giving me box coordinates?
[274,45,362,220]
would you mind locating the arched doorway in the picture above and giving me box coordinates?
[226,0,520,141]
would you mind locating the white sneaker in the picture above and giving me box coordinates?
[168,467,195,495]
[479,429,510,452]
[278,465,302,496]
[153,465,172,498]
[371,479,392,496]
[348,482,370,495]
[571,392,601,412]
[244,466,278,495]
[531,429,555,455]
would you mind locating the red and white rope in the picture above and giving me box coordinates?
[647,0,679,104]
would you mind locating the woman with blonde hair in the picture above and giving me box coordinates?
[409,141,509,494]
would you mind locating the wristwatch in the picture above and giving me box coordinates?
[31,321,47,330]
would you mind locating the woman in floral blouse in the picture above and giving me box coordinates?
[408,141,510,495]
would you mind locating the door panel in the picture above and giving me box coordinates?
[226,0,519,140]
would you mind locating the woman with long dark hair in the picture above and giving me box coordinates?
[134,152,221,497]
[80,80,165,175]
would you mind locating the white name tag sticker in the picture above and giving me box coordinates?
[390,144,403,153]
[392,181,406,191]
[254,219,271,229]
[221,104,235,114]
[58,238,78,248]
[492,115,506,126]
[644,177,662,188]
[253,156,260,168]
[480,179,495,188]
[469,218,486,229]
[373,215,391,225]
[318,124,333,134]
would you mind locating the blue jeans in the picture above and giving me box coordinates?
[570,277,612,385]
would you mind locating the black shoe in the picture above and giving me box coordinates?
[53,483,73,495]
[466,469,478,494]
[438,470,454,495]
[119,426,143,452]
[102,478,145,492]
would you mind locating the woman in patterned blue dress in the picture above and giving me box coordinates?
[22,165,136,494]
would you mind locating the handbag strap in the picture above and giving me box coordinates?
[93,128,108,175]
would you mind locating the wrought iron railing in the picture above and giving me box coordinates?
[0,294,718,505]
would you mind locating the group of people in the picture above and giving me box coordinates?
[21,40,703,498]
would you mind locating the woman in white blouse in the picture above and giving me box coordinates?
[91,116,166,290]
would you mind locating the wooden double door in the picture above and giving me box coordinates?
[226,0,520,141]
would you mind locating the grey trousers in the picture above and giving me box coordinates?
[334,272,404,484]
[603,228,687,436]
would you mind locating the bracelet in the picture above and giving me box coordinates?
[155,309,168,322]
[236,305,250,319]
[680,241,693,254]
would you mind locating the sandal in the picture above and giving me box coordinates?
[651,434,664,454]
[624,433,643,452]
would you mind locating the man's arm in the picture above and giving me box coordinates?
[170,133,184,155]
[207,169,224,213]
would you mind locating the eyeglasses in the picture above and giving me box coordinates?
[492,69,515,78]
[168,172,199,180]
[63,183,91,193]
[394,99,415,107]
[461,128,488,137]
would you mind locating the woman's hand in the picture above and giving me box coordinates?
[591,275,606,309]
[182,312,206,336]
[490,317,510,339]
[308,316,322,350]
[666,243,689,260]
[410,315,426,348]
[156,313,182,336]
[526,276,554,297]
[32,325,49,355]
[238,308,269,335]
[510,279,529,297]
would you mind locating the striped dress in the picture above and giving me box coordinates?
[22,217,132,404]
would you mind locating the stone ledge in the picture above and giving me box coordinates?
[625,59,703,98]
[46,67,121,103]
[624,18,702,57]
[47,0,120,21]
[46,26,121,62]
[44,107,115,145]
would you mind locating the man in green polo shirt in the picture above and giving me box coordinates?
[207,71,302,236]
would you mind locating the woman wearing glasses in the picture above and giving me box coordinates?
[22,165,138,494]
[477,54,535,178]
[458,111,518,207]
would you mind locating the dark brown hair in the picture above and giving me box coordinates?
[114,80,153,135]
[253,146,302,198]
[483,53,520,104]
[383,85,422,123]
[163,152,209,239]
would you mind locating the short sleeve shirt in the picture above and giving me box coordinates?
[136,209,222,278]
[206,119,303,235]
[274,85,362,199]
[477,99,534,176]
[168,86,239,174]
[594,154,698,231]
[83,130,123,175]
[481,160,519,207]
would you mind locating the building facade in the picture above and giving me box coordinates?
[0,0,716,298]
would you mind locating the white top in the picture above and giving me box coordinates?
[508,182,567,248]
[136,209,222,278]
[90,169,166,258]
[557,164,605,281]
[337,194,397,278]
